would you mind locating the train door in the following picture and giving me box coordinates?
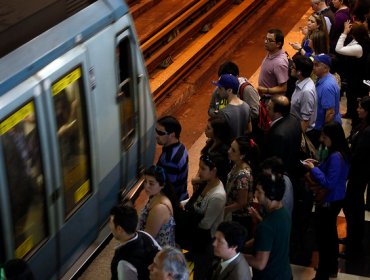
[116,30,141,192]
[35,46,98,277]
[0,82,56,278]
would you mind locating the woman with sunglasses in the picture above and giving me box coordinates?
[183,154,226,280]
[225,136,259,234]
[138,165,179,247]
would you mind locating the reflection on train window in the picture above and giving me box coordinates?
[0,102,48,259]
[52,67,92,218]
[117,37,136,150]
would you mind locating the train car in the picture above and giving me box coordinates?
[0,0,156,279]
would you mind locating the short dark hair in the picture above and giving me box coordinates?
[218,61,240,77]
[292,54,314,78]
[157,116,182,139]
[257,173,285,201]
[110,205,138,234]
[260,156,285,175]
[271,95,290,117]
[217,222,248,253]
[267,29,284,48]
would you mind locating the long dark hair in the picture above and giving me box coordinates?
[144,165,180,216]
[359,96,370,125]
[322,122,350,160]
[234,136,260,179]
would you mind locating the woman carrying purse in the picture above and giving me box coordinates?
[302,121,350,280]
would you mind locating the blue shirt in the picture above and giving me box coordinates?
[315,73,342,130]
[310,152,349,202]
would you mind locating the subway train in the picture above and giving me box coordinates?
[0,0,156,279]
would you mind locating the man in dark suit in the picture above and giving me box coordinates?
[265,95,301,180]
[211,222,251,280]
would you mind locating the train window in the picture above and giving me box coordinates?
[0,102,48,259]
[116,38,136,150]
[51,67,92,218]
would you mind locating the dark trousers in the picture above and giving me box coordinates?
[343,178,368,251]
[193,241,213,280]
[315,200,343,279]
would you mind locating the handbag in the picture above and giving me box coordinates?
[301,132,317,160]
[304,172,328,204]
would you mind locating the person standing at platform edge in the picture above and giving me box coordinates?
[109,205,161,280]
[310,54,341,148]
[244,173,292,280]
[211,221,252,280]
[343,96,370,259]
[156,116,189,201]
[302,121,350,280]
[212,74,252,138]
[258,29,289,96]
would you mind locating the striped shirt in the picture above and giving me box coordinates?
[157,142,189,200]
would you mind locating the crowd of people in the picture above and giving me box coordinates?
[3,1,370,280]
[106,1,370,280]
[5,1,364,280]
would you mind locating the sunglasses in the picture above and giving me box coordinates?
[155,128,170,136]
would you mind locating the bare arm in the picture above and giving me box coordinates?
[244,251,270,271]
[224,188,248,214]
[258,83,287,96]
[143,204,170,238]
[325,108,335,123]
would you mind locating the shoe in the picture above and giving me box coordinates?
[338,250,361,259]
[313,267,337,278]
[338,237,347,244]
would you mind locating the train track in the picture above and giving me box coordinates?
[131,0,272,103]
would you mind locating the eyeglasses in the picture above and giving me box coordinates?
[155,128,169,136]
[264,37,276,43]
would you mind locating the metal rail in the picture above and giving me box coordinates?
[149,0,267,103]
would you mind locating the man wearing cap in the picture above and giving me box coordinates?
[258,29,289,96]
[309,53,341,147]
[213,74,252,138]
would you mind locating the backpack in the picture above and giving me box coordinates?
[238,80,271,131]
[238,78,260,119]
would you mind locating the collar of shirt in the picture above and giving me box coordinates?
[270,116,283,127]
[267,49,285,60]
[114,232,138,249]
[220,253,240,273]
[295,77,311,90]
